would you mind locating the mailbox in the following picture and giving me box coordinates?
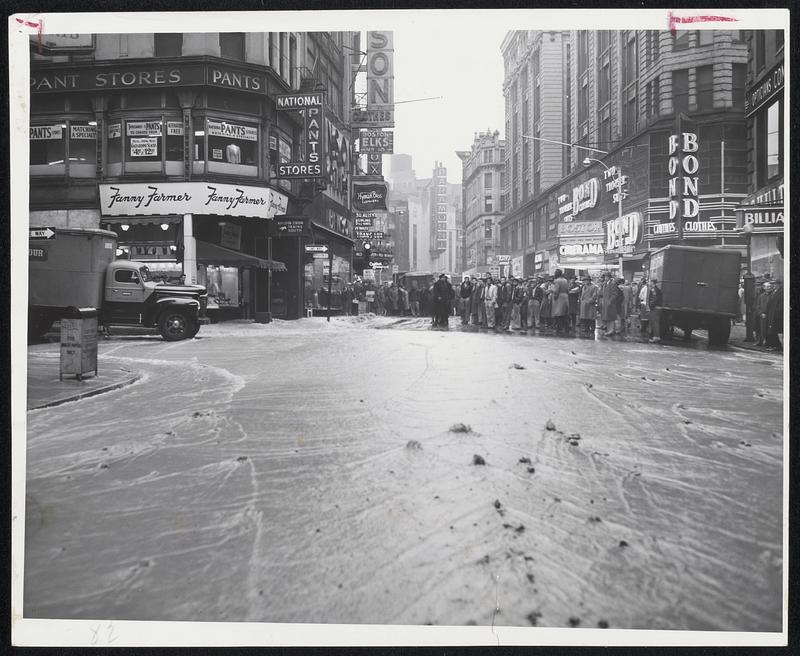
[60,306,98,381]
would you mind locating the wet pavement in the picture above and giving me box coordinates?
[22,317,785,631]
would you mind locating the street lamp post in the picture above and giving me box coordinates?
[742,222,755,342]
[584,156,624,278]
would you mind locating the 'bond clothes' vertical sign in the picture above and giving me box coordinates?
[367,32,394,127]
[275,92,325,179]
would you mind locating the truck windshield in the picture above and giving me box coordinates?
[139,266,153,282]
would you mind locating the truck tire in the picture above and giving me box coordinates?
[708,318,731,345]
[187,320,200,339]
[158,309,191,341]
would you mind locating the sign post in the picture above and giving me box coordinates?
[327,245,333,323]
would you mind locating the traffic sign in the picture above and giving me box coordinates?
[391,264,399,274]
[30,227,56,240]
[312,252,328,259]
[304,244,329,253]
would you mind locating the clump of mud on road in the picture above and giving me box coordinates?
[472,454,486,466]
[450,423,472,433]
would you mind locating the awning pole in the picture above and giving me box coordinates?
[183,214,197,284]
[266,232,273,323]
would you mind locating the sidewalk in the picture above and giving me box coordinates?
[26,350,141,411]
[706,322,784,355]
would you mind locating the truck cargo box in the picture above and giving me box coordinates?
[649,245,740,317]
[29,228,117,310]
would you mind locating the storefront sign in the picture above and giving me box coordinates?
[99,182,289,219]
[220,223,242,250]
[650,220,726,236]
[367,31,394,115]
[30,63,206,92]
[276,93,324,110]
[559,243,605,257]
[741,208,784,227]
[605,212,642,251]
[130,137,158,157]
[127,121,162,137]
[209,66,264,93]
[558,221,603,236]
[668,129,700,223]
[351,108,395,128]
[355,230,371,240]
[745,62,784,118]
[355,216,375,228]
[70,124,96,139]
[32,34,94,51]
[274,217,308,236]
[207,120,257,141]
[359,129,394,154]
[108,123,121,139]
[353,182,388,212]
[511,256,523,278]
[558,178,599,221]
[29,125,63,140]
[166,121,184,136]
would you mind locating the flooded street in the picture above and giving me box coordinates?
[23,318,784,631]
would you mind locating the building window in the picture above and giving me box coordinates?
[623,94,637,134]
[673,30,690,51]
[760,100,782,183]
[755,31,766,71]
[621,32,638,87]
[673,69,689,115]
[203,117,259,176]
[219,32,246,61]
[578,79,589,125]
[648,31,661,64]
[596,30,610,53]
[522,140,529,171]
[533,165,541,197]
[30,123,67,175]
[67,120,97,178]
[154,33,183,57]
[576,31,589,72]
[598,115,611,151]
[484,218,493,240]
[124,119,163,173]
[485,196,493,213]
[732,63,746,109]
[598,59,610,106]
[697,30,714,46]
[484,171,492,188]
[696,65,714,111]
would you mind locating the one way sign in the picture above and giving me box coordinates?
[29,227,56,240]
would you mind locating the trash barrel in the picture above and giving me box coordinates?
[60,306,99,381]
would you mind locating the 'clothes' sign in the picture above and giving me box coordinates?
[352,182,388,212]
[99,182,288,219]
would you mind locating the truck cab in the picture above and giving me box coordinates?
[103,260,207,340]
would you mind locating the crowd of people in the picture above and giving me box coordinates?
[338,270,664,340]
[333,270,783,351]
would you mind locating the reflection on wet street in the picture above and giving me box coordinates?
[24,318,784,631]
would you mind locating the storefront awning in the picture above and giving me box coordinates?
[196,240,286,271]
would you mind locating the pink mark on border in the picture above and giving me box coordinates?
[667,10,738,36]
[14,15,44,53]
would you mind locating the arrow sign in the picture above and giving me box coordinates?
[30,227,56,240]
[304,244,328,253]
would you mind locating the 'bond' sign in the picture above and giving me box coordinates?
[366,31,394,128]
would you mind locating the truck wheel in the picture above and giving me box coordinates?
[187,321,200,339]
[158,310,191,341]
[708,318,731,345]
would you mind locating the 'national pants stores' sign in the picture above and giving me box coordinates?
[99,182,288,218]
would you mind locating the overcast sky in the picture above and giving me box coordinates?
[389,23,508,184]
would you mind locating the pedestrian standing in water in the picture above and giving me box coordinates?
[567,276,581,333]
[765,279,783,351]
[471,275,484,327]
[459,276,473,326]
[484,276,498,330]
[647,278,664,343]
[539,276,553,332]
[432,273,451,328]
[529,277,544,330]
[519,279,530,331]
[550,269,570,335]
[600,272,619,336]
[578,275,599,336]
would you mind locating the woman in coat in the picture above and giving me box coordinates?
[539,278,553,331]
[578,276,599,336]
[600,272,619,333]
[550,269,570,335]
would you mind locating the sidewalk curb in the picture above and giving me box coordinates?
[28,374,142,411]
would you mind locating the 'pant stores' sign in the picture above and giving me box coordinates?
[99,183,288,219]
[30,63,266,94]
[275,92,325,179]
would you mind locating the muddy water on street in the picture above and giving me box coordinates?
[24,320,784,631]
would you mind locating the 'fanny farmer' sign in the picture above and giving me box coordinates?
[99,182,288,219]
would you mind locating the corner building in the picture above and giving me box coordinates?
[499,30,750,279]
[29,32,357,320]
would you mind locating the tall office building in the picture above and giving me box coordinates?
[499,29,749,279]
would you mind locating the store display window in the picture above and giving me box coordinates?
[304,252,350,311]
[197,265,240,309]
[205,118,259,176]
[30,119,97,177]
